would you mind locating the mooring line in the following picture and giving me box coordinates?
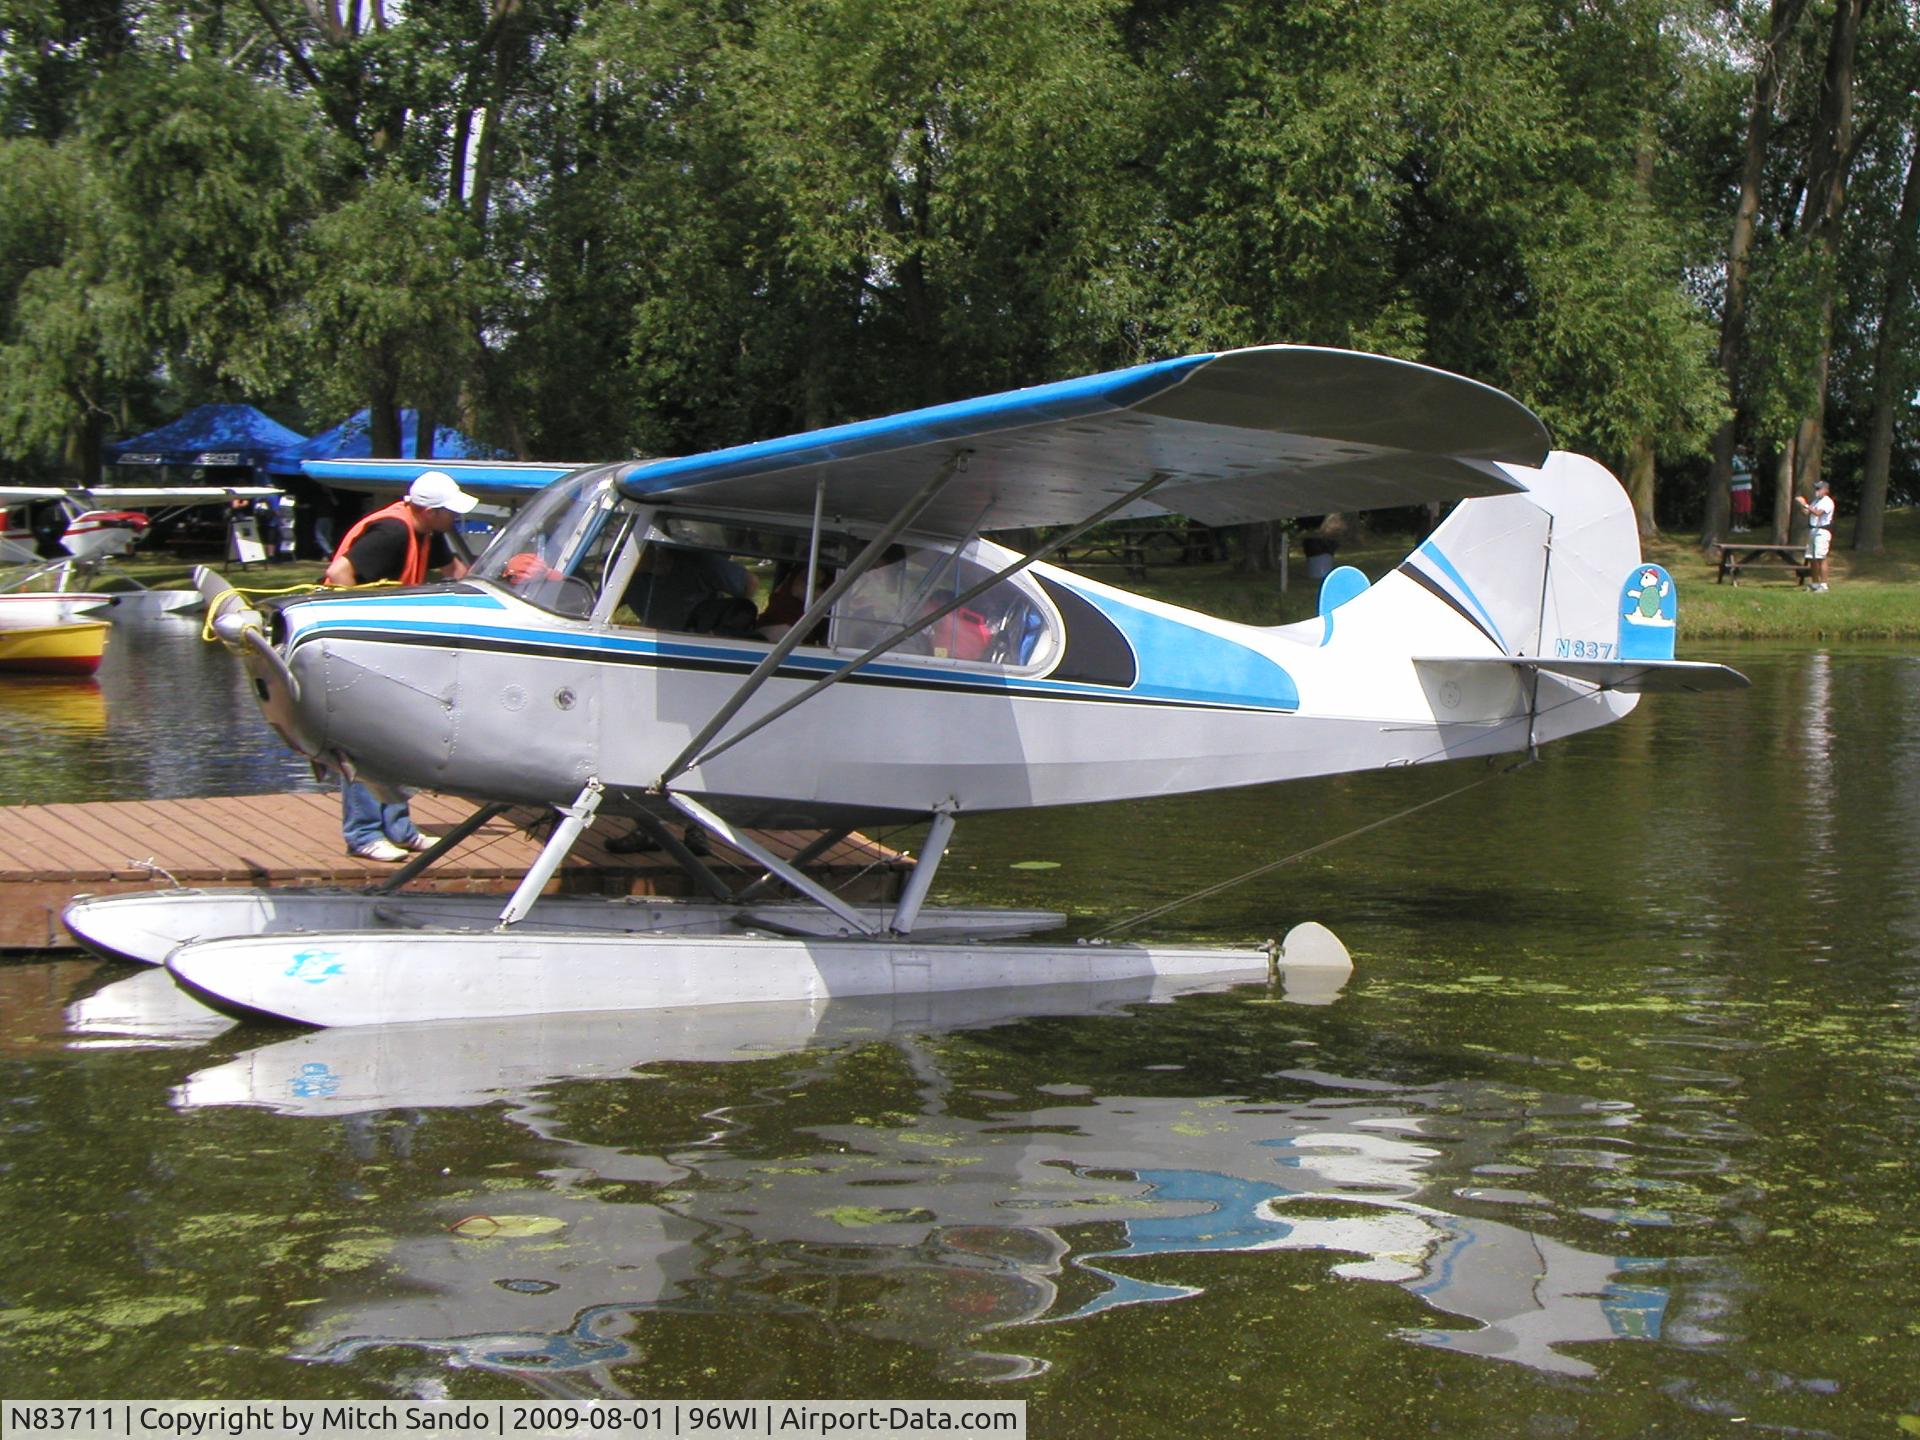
[1089,758,1533,939]
[1092,674,1638,939]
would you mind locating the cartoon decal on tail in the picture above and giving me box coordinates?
[1618,564,1676,661]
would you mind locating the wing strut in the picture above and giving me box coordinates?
[662,467,1175,784]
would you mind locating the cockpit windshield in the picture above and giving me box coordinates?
[468,470,632,618]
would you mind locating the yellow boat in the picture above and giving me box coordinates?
[0,619,110,675]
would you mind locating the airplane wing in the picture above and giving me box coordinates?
[0,485,283,508]
[614,346,1550,537]
[301,459,584,505]
[81,486,283,507]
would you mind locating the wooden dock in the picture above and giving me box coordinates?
[0,792,908,951]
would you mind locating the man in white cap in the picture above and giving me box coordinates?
[323,469,479,860]
[323,470,477,590]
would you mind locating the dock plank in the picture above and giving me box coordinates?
[0,791,908,951]
[195,795,332,876]
[4,807,125,881]
[111,799,252,877]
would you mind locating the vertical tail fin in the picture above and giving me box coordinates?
[1400,451,1641,660]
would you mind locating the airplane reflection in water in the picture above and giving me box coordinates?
[143,973,1672,1386]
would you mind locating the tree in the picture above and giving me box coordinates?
[294,172,490,454]
[1779,0,1869,541]
[1698,0,1808,550]
[0,53,326,477]
[1854,125,1919,549]
[0,138,138,477]
[1130,0,1719,552]
[0,0,134,140]
[240,0,562,452]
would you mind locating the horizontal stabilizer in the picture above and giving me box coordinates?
[1416,655,1749,693]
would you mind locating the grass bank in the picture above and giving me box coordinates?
[84,505,1920,643]
[1114,507,1920,642]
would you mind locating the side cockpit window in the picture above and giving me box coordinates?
[828,547,1056,670]
[477,490,1058,671]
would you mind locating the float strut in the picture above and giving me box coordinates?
[890,805,956,936]
[666,792,878,935]
[372,801,511,895]
[498,781,603,928]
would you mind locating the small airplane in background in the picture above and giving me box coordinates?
[63,345,1747,1027]
[0,483,286,562]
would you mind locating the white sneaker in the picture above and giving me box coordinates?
[349,838,409,862]
[402,832,440,852]
[1810,583,1828,592]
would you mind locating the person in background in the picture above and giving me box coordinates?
[324,470,478,861]
[1796,478,1835,593]
[1730,452,1754,532]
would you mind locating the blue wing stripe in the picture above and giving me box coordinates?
[621,355,1216,495]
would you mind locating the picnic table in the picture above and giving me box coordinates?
[1716,541,1809,586]
[1057,525,1205,579]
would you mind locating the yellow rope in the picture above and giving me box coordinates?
[197,579,369,642]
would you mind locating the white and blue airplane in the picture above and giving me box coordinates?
[68,346,1744,1026]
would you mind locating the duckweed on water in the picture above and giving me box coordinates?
[817,1206,936,1228]
[316,1234,395,1272]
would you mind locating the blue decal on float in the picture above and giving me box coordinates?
[285,948,344,985]
[291,1062,341,1099]
[1618,564,1676,660]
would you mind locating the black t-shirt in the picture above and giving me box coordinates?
[344,517,451,584]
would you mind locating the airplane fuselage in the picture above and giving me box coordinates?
[256,538,1630,827]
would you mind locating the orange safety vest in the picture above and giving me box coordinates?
[328,500,429,587]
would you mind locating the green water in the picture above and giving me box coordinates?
[2,634,1918,1436]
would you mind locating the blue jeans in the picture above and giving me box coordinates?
[341,778,422,851]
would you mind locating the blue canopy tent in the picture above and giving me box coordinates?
[107,404,308,478]
[101,404,308,561]
[267,410,506,557]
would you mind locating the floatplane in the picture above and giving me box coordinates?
[63,346,1745,1026]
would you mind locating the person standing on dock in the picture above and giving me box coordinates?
[323,471,478,861]
[1797,479,1835,593]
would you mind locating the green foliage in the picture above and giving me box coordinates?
[0,137,141,461]
[1741,239,1833,447]
[1503,180,1727,460]
[294,172,492,423]
[81,55,335,392]
[0,0,1908,525]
